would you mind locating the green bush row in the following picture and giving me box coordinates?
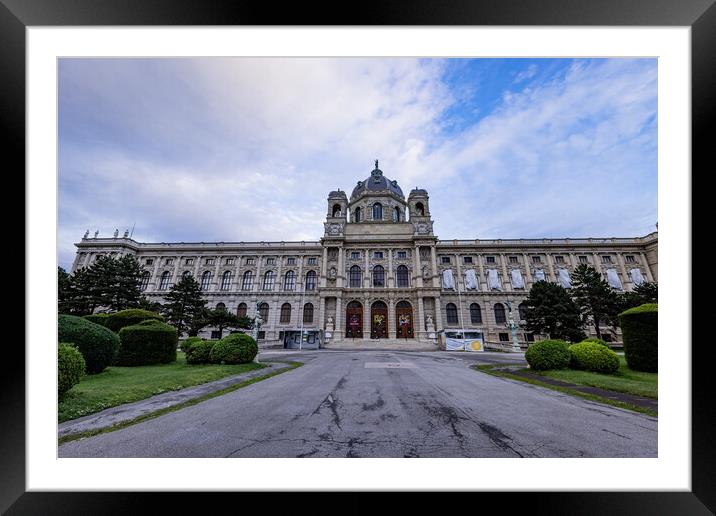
[58,342,85,396]
[115,322,178,366]
[568,341,619,374]
[58,315,120,374]
[620,303,657,372]
[525,340,571,371]
[185,333,258,365]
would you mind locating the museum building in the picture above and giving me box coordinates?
[71,161,658,350]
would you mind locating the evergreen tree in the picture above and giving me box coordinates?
[191,307,253,340]
[523,281,586,341]
[58,267,73,314]
[617,281,658,313]
[570,264,620,339]
[161,275,207,337]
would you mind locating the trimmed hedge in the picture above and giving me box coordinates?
[58,314,120,374]
[619,303,658,372]
[568,342,620,374]
[525,339,571,371]
[186,340,216,365]
[105,309,164,333]
[58,343,86,396]
[137,319,165,326]
[209,333,258,364]
[180,336,204,353]
[82,313,110,328]
[580,337,610,348]
[115,322,178,366]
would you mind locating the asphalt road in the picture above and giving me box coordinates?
[58,351,657,458]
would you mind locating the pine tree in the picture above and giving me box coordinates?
[161,275,207,337]
[570,264,620,339]
[523,280,585,341]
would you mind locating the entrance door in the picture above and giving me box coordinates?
[345,301,363,339]
[396,300,414,339]
[371,301,388,339]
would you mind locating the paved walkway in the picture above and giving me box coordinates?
[58,360,293,439]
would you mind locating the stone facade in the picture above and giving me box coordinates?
[72,162,658,349]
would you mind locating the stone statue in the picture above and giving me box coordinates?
[123,229,129,238]
[422,265,430,278]
[326,315,334,331]
[426,313,436,339]
[83,230,89,239]
[113,228,119,238]
[329,267,337,279]
[94,230,99,238]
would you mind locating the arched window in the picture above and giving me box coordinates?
[446,303,459,325]
[242,270,253,290]
[182,270,192,279]
[392,206,400,222]
[494,303,507,324]
[159,271,171,291]
[280,303,291,324]
[470,303,483,324]
[373,265,385,287]
[303,303,314,323]
[140,271,150,291]
[415,202,425,216]
[220,271,232,290]
[373,203,383,220]
[237,303,247,318]
[350,265,362,287]
[354,207,362,222]
[259,302,269,322]
[200,271,212,290]
[518,302,528,321]
[284,270,296,291]
[332,204,342,217]
[263,271,275,290]
[396,265,410,287]
[216,302,226,310]
[305,270,317,291]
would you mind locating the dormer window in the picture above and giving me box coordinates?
[372,203,383,220]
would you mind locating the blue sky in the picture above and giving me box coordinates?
[58,57,657,271]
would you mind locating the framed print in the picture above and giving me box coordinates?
[3,0,712,513]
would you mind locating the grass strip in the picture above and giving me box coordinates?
[473,364,657,418]
[58,361,304,445]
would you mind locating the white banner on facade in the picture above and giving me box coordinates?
[464,269,478,290]
[606,268,623,289]
[442,269,455,289]
[487,268,502,290]
[445,336,484,352]
[534,268,546,281]
[510,268,525,289]
[557,268,571,288]
[629,268,645,285]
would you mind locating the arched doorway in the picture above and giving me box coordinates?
[396,300,414,339]
[345,301,363,339]
[371,301,388,339]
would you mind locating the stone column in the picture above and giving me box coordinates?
[455,253,463,292]
[500,254,510,290]
[640,252,654,282]
[150,257,161,291]
[388,297,396,338]
[364,248,370,289]
[337,247,345,288]
[364,296,371,339]
[477,254,486,292]
[275,258,283,294]
[212,258,221,291]
[297,256,305,294]
[254,256,263,293]
[434,297,444,332]
[318,296,326,332]
[546,252,556,282]
[430,246,438,288]
[592,253,602,276]
[388,248,394,288]
[522,253,533,287]
[417,296,426,341]
[413,247,422,288]
[335,295,344,340]
[616,253,630,290]
[172,257,181,289]
[192,256,200,278]
[321,247,328,287]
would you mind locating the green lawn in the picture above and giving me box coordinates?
[59,352,265,423]
[532,357,657,399]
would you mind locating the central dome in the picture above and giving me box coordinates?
[351,160,404,200]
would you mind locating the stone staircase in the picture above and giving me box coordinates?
[322,338,438,351]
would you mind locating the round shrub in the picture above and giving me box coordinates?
[58,314,120,374]
[58,343,85,396]
[186,340,216,365]
[568,342,620,374]
[580,337,610,348]
[209,333,258,364]
[105,309,164,333]
[82,313,110,328]
[180,336,204,353]
[619,303,658,372]
[116,322,178,366]
[525,339,571,371]
[137,318,165,326]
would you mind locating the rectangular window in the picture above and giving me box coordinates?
[245,257,255,265]
[257,331,266,340]
[486,256,495,264]
[328,249,338,259]
[602,256,612,264]
[205,258,214,265]
[625,255,635,263]
[307,257,317,265]
[554,256,564,264]
[185,258,193,266]
[210,331,222,340]
[579,256,588,264]
[509,256,518,264]
[525,333,535,342]
[374,251,384,259]
[165,258,173,266]
[463,256,473,264]
[266,258,275,265]
[441,256,451,264]
[397,251,407,259]
[602,334,613,342]
[350,251,360,260]
[226,258,234,265]
[531,256,541,264]
[145,259,154,266]
[287,257,296,265]
[499,333,510,342]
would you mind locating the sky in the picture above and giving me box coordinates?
[58,57,657,271]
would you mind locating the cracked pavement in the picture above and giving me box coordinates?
[58,351,657,458]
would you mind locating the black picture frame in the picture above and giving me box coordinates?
[3,0,710,513]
